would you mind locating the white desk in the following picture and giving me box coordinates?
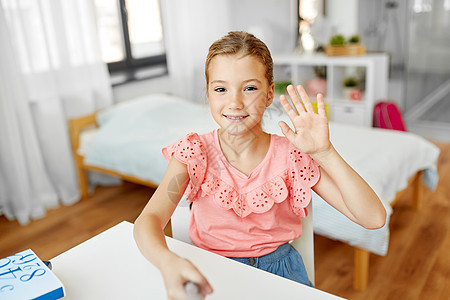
[51,221,344,299]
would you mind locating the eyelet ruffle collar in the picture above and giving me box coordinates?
[201,175,289,218]
[163,133,320,218]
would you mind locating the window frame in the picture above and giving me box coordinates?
[107,0,167,81]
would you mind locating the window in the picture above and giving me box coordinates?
[94,0,167,85]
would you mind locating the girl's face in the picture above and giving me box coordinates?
[207,54,274,137]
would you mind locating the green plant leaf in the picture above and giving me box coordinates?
[329,34,346,45]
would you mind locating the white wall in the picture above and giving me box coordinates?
[326,0,359,36]
[227,0,298,55]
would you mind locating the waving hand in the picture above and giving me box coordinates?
[278,85,331,155]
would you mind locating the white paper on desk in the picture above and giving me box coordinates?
[0,249,64,300]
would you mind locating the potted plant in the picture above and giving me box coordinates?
[342,77,361,100]
[343,77,358,88]
[325,34,366,56]
[348,35,360,44]
[330,34,346,46]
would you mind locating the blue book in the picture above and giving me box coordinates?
[0,249,64,299]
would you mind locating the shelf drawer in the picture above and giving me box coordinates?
[332,105,365,126]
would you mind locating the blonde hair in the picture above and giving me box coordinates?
[205,31,273,86]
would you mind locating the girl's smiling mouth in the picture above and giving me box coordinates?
[223,114,249,122]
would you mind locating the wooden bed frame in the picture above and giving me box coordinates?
[69,112,425,291]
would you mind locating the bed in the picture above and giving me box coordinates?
[69,93,440,291]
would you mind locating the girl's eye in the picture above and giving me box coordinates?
[245,86,257,91]
[214,87,226,93]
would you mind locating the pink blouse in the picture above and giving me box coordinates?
[162,129,320,257]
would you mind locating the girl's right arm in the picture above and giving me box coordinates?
[133,156,213,299]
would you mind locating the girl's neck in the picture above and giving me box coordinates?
[217,126,270,161]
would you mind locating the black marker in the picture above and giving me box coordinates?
[43,261,52,270]
[184,282,203,300]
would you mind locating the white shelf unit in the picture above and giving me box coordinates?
[272,53,389,127]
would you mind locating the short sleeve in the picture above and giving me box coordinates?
[287,146,321,217]
[162,133,207,202]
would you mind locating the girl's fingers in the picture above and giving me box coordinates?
[296,85,315,113]
[317,93,326,117]
[192,274,213,296]
[281,84,326,121]
[279,94,299,122]
[286,85,305,114]
[278,121,295,142]
[186,265,213,293]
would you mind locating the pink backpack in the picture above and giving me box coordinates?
[373,101,407,131]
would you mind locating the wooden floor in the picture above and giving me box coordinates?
[1,141,449,299]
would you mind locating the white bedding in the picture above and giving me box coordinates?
[83,94,440,255]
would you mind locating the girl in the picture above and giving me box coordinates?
[134,31,386,299]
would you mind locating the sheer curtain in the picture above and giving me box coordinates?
[0,0,112,225]
[160,0,230,103]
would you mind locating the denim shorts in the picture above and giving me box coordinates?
[228,243,314,287]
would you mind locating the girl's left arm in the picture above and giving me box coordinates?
[279,85,386,229]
